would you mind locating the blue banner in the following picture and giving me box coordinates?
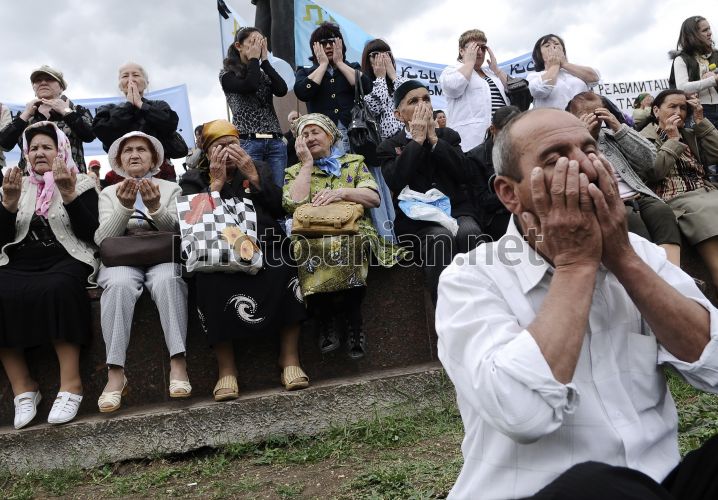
[2,85,194,165]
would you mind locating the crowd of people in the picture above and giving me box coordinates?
[2,12,718,498]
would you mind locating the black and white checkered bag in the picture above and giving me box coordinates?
[176,191,263,274]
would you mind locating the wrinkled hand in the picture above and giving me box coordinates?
[586,153,632,271]
[126,82,143,108]
[663,114,682,139]
[579,112,600,134]
[21,99,41,120]
[594,107,621,132]
[1,167,22,212]
[295,135,313,166]
[116,179,139,210]
[260,36,268,61]
[209,145,229,191]
[520,158,602,269]
[427,115,438,146]
[332,38,344,64]
[409,102,432,144]
[41,98,69,115]
[226,144,259,185]
[139,179,161,213]
[52,157,78,204]
[687,96,704,123]
[312,42,329,66]
[312,187,345,206]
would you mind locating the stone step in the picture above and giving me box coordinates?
[0,363,446,473]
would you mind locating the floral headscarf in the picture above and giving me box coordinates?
[22,121,79,218]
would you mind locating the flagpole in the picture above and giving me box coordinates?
[217,0,232,122]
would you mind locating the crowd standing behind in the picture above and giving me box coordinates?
[1,16,718,498]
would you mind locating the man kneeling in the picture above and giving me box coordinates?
[437,108,718,500]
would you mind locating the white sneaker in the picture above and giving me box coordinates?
[47,392,83,425]
[13,391,42,430]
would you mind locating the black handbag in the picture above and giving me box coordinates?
[347,69,381,165]
[505,76,533,112]
[100,210,180,267]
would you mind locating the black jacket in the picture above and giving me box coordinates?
[465,138,508,227]
[377,127,473,236]
[92,98,188,158]
[293,62,372,128]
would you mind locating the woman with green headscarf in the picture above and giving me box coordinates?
[632,93,654,132]
[283,113,406,360]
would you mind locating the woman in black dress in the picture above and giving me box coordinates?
[0,122,99,429]
[179,119,308,401]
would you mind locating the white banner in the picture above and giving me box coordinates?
[3,85,194,165]
[594,79,670,112]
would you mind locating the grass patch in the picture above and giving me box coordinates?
[667,369,718,455]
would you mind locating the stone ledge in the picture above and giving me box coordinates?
[0,362,447,473]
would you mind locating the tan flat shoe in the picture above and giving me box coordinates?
[213,375,239,402]
[280,366,310,391]
[169,379,192,398]
[98,377,128,413]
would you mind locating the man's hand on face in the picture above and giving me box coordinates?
[521,158,602,270]
[586,153,633,272]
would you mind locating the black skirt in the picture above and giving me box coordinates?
[0,254,93,349]
[194,242,307,345]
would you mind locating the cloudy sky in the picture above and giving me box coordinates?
[1,0,717,150]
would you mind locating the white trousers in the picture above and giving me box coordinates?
[97,263,188,367]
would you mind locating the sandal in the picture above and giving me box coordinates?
[98,377,128,413]
[48,392,83,425]
[213,375,239,402]
[169,379,192,399]
[13,391,42,430]
[280,366,310,391]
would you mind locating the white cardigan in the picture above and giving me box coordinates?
[95,178,181,246]
[0,174,99,283]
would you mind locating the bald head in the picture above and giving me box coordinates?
[493,109,595,181]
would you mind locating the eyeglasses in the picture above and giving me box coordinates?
[318,38,336,46]
[369,51,391,58]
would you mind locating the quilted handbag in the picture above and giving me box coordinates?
[291,201,364,237]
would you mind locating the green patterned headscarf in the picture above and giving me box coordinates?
[295,113,341,146]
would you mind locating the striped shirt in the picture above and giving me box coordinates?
[653,128,714,200]
[483,75,507,114]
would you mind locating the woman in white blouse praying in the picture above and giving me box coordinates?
[527,34,600,111]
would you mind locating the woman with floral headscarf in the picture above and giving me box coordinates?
[180,119,309,400]
[0,121,99,429]
[283,113,406,360]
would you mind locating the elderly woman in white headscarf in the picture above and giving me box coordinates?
[283,113,406,361]
[0,121,98,429]
[94,131,189,414]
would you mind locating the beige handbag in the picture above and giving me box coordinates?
[292,201,364,237]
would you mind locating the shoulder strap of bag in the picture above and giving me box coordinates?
[130,209,159,231]
[354,69,365,102]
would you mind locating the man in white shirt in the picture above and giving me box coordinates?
[436,108,718,500]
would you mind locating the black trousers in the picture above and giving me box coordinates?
[399,216,484,305]
[524,435,718,500]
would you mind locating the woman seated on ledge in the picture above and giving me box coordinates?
[283,113,406,360]
[94,131,189,413]
[180,119,309,400]
[0,122,99,429]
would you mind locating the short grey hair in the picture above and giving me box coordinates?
[118,62,149,84]
[492,113,524,181]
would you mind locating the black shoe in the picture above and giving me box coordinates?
[347,324,367,360]
[317,318,340,354]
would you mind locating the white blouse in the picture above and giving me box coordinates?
[528,68,599,110]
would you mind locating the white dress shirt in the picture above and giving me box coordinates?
[436,218,718,500]
[439,63,508,152]
[528,68,599,110]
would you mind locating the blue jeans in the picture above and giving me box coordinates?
[240,138,288,188]
[336,122,352,156]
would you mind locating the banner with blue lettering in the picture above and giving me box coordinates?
[2,85,194,165]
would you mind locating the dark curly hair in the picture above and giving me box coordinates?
[531,34,566,72]
[308,22,346,63]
